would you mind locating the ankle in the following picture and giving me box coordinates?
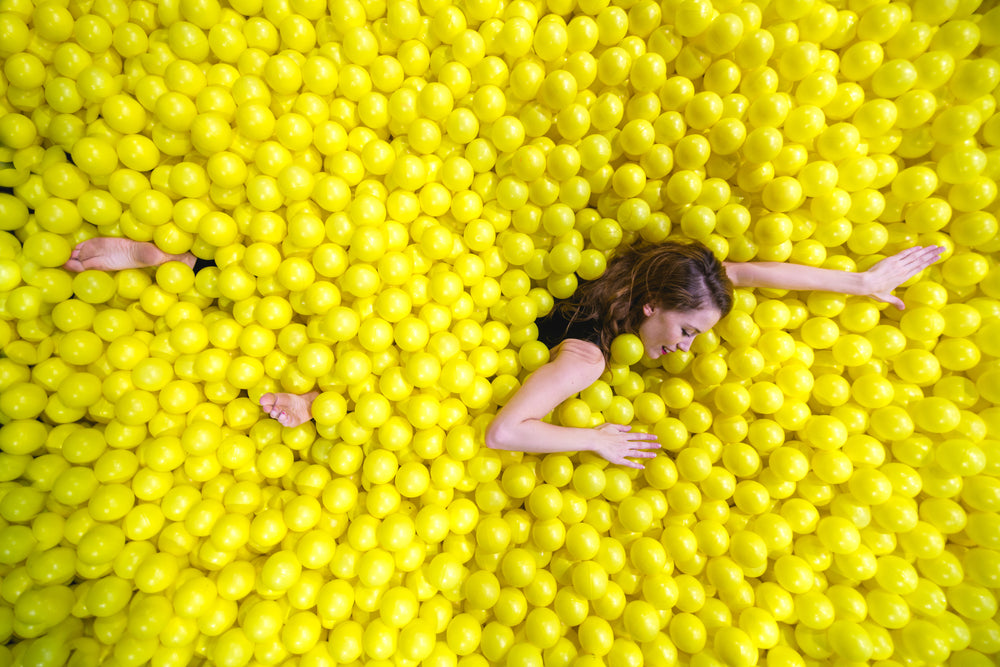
[176,252,197,270]
[135,242,169,267]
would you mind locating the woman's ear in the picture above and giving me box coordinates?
[643,303,654,317]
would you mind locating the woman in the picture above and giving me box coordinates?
[66,238,943,456]
[484,242,943,468]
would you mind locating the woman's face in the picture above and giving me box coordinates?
[638,303,722,360]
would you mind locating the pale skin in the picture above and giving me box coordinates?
[66,239,943,440]
[485,245,945,469]
[64,237,199,272]
[64,238,316,426]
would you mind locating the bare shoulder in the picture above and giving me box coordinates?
[486,337,605,449]
[543,339,607,391]
[551,338,606,369]
[549,338,607,378]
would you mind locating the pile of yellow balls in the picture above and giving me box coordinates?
[1,0,1000,664]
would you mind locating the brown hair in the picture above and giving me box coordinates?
[553,241,734,355]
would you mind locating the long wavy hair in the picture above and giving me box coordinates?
[551,241,734,355]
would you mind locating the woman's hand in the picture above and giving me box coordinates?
[589,424,661,469]
[862,245,944,309]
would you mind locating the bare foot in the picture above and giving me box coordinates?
[259,392,319,427]
[64,238,194,272]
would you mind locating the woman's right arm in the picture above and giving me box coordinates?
[485,339,661,468]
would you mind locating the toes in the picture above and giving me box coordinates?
[260,393,313,427]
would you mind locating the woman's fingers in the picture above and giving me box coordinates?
[870,290,905,309]
[894,246,943,273]
[616,439,662,469]
[917,245,945,267]
[617,448,659,469]
[885,294,906,310]
[868,246,944,306]
[624,437,659,449]
[899,246,942,271]
[594,426,661,468]
[629,449,659,458]
[884,245,937,265]
[874,246,944,307]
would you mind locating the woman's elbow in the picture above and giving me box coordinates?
[485,420,513,451]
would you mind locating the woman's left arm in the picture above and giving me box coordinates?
[723,246,944,309]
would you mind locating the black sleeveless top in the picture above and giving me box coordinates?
[536,302,603,349]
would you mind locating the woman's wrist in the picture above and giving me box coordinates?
[586,425,616,458]
[856,269,876,296]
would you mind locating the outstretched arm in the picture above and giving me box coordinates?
[485,339,660,469]
[723,246,944,309]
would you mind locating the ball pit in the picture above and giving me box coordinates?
[2,0,1000,665]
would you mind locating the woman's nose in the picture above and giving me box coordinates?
[679,340,692,352]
